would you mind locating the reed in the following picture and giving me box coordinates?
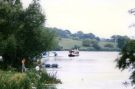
[0,69,61,89]
[0,70,31,89]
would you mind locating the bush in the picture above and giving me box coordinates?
[104,43,114,48]
[26,69,61,88]
[0,69,61,89]
[0,71,31,89]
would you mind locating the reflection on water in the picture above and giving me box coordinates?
[42,51,133,89]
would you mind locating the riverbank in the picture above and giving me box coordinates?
[0,69,61,89]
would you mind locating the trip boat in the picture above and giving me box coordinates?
[68,49,79,57]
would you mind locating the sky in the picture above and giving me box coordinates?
[21,0,135,38]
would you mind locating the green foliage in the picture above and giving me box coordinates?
[49,27,99,40]
[82,39,100,50]
[0,69,61,89]
[73,45,80,49]
[116,40,135,69]
[0,0,22,39]
[58,38,118,51]
[52,37,63,51]
[117,36,129,49]
[93,42,101,50]
[111,35,129,49]
[104,43,114,48]
[59,38,82,50]
[0,0,55,69]
[82,39,91,47]
[26,69,61,88]
[116,40,135,84]
[0,71,31,89]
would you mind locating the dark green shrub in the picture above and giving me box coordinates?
[0,71,31,89]
[0,69,61,89]
[26,69,61,89]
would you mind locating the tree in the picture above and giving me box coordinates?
[116,8,135,86]
[75,31,84,39]
[0,0,23,69]
[0,0,22,39]
[93,42,101,50]
[104,43,114,48]
[82,39,100,50]
[0,0,55,69]
[83,33,96,39]
[116,40,135,85]
[117,36,129,49]
[111,35,129,49]
[73,45,80,49]
[50,28,71,38]
[82,39,92,47]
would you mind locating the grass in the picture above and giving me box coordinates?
[59,38,117,51]
[0,69,61,89]
[99,41,116,48]
[59,38,82,49]
[0,70,31,89]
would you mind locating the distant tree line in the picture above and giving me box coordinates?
[48,27,100,40]
[48,27,130,51]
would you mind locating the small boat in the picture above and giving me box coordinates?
[68,49,79,57]
[52,64,58,68]
[45,64,58,68]
[42,51,58,58]
[45,64,51,68]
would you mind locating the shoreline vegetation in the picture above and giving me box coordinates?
[51,28,130,51]
[0,69,61,89]
[57,38,120,51]
[0,0,61,89]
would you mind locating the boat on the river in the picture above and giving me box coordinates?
[45,64,58,68]
[42,51,57,58]
[68,49,79,57]
[41,51,59,68]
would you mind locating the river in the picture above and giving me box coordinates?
[42,51,133,89]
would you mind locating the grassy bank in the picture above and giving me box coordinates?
[59,38,118,51]
[0,69,61,89]
[59,38,82,49]
[0,70,30,89]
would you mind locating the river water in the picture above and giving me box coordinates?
[42,51,133,89]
